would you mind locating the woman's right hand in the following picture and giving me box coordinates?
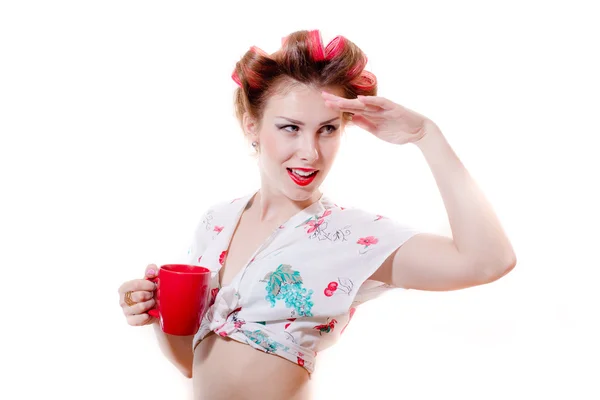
[118,264,158,326]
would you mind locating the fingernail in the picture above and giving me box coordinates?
[148,269,156,276]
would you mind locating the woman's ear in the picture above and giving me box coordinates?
[242,112,259,141]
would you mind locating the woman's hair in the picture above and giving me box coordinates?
[232,30,377,133]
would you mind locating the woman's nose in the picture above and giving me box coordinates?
[297,137,319,162]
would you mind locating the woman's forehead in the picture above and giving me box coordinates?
[264,85,344,118]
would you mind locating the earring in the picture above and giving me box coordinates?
[251,141,259,150]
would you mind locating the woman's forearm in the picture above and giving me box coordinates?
[152,323,194,378]
[414,126,516,271]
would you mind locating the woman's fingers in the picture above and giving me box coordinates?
[130,290,154,303]
[145,264,158,277]
[126,313,154,327]
[349,114,379,132]
[322,91,390,111]
[119,279,156,295]
[356,95,396,110]
[123,298,156,316]
[325,100,385,115]
[118,265,160,327]
[118,279,156,307]
[118,288,155,309]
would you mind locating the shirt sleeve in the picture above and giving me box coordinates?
[346,210,424,305]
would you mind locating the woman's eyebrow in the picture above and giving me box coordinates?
[275,116,340,126]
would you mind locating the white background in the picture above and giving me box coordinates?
[1,1,598,399]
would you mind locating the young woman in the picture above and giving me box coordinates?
[117,29,516,399]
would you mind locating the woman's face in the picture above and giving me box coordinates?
[246,84,346,202]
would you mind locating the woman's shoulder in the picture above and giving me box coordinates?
[321,196,423,238]
[202,191,255,216]
[322,197,393,223]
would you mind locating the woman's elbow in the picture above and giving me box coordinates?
[180,367,193,379]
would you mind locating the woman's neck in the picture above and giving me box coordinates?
[249,188,322,224]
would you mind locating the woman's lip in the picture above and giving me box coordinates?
[287,169,318,186]
[288,167,319,172]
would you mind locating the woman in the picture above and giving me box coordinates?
[117,29,516,399]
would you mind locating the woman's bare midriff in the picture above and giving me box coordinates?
[192,332,313,400]
[190,192,315,399]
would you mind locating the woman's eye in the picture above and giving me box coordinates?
[322,125,338,135]
[278,124,338,134]
[281,125,299,133]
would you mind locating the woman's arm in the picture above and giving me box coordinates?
[152,323,194,378]
[322,92,516,290]
[413,125,516,268]
[372,125,516,290]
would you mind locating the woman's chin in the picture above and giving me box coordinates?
[283,184,321,202]
[261,172,323,202]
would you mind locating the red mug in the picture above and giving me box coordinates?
[146,264,211,336]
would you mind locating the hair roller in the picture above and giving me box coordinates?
[231,69,242,87]
[350,70,377,91]
[245,67,262,89]
[231,46,273,89]
[307,30,325,61]
[324,35,346,60]
[249,46,269,57]
[347,54,368,79]
[232,29,378,135]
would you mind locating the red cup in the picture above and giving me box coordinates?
[146,264,211,336]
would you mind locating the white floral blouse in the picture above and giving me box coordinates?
[178,188,422,375]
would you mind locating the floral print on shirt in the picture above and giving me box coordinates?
[262,264,315,317]
[189,190,423,376]
[296,209,352,243]
[357,235,379,254]
[241,328,291,354]
[313,317,338,335]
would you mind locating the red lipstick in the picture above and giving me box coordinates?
[287,168,319,187]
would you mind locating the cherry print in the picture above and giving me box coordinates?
[219,250,228,266]
[324,288,333,297]
[327,281,338,291]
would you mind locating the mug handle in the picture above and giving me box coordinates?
[145,275,159,319]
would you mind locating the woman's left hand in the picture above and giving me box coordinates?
[322,91,441,145]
